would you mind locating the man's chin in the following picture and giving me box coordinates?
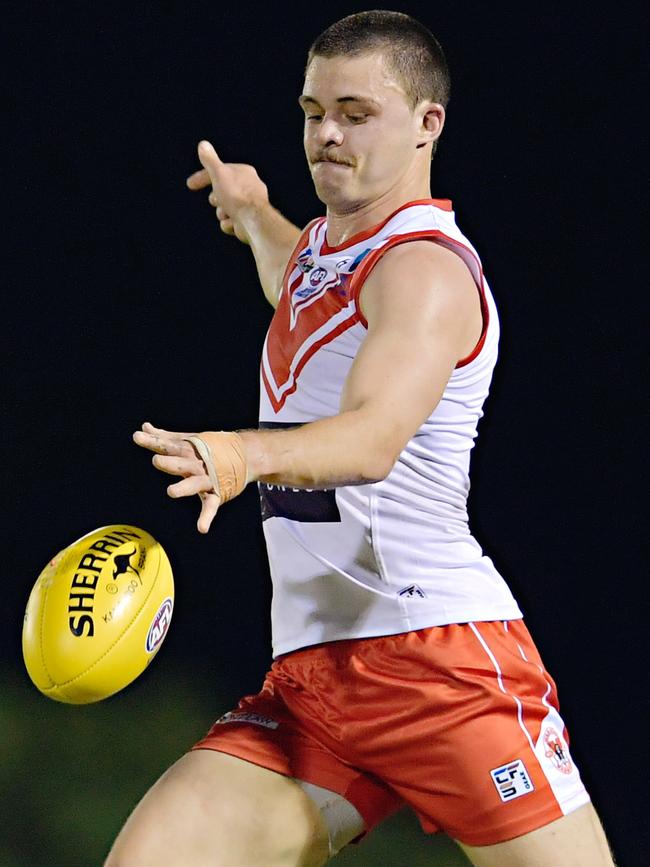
[311,178,358,210]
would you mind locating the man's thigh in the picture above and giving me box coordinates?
[458,801,615,867]
[104,750,330,867]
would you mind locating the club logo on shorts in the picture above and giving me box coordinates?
[490,760,534,802]
[216,711,279,730]
[542,726,573,774]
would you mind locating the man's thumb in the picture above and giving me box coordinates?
[197,140,223,175]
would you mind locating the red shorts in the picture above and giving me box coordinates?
[193,620,589,846]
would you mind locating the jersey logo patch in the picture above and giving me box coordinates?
[398,584,427,598]
[297,247,315,273]
[490,760,534,802]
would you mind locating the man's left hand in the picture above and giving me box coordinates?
[133,421,221,534]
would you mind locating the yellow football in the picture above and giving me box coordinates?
[22,525,174,704]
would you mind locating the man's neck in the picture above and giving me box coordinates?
[325,184,432,248]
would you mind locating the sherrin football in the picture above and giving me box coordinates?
[22,525,174,704]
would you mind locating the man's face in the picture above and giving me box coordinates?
[300,52,422,211]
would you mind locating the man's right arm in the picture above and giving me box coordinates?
[186,140,301,308]
[236,204,302,308]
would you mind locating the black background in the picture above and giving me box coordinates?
[4,2,646,864]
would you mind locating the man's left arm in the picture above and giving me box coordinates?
[135,241,482,531]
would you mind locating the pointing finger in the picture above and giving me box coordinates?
[197,140,224,177]
[198,139,222,162]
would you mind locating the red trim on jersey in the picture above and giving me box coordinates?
[320,198,453,255]
[348,231,489,369]
[262,313,359,413]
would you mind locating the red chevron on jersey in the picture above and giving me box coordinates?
[262,263,358,413]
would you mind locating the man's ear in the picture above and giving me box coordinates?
[416,102,445,148]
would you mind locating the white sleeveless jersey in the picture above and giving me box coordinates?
[259,198,522,657]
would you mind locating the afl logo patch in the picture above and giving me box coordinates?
[145,597,173,653]
[542,726,573,774]
[309,266,328,287]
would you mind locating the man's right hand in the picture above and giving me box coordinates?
[186,140,270,245]
[186,139,302,309]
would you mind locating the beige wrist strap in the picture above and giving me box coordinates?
[183,431,248,503]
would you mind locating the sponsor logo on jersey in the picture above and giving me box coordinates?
[291,282,326,306]
[542,726,573,774]
[216,711,279,730]
[398,584,427,598]
[145,597,173,653]
[490,760,534,802]
[258,483,340,523]
[257,422,341,522]
[294,282,321,300]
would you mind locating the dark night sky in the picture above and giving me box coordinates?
[3,2,646,863]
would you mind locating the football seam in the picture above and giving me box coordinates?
[48,549,164,689]
[38,568,55,688]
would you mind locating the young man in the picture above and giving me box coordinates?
[107,11,615,867]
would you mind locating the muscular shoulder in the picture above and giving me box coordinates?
[358,239,482,348]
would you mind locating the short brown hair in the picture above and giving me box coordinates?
[306,10,451,111]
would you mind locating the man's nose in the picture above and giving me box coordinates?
[316,117,344,147]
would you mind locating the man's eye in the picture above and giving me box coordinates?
[306,115,322,121]
[348,114,368,123]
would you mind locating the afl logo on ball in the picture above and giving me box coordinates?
[145,597,173,654]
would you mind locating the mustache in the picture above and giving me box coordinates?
[311,153,356,167]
